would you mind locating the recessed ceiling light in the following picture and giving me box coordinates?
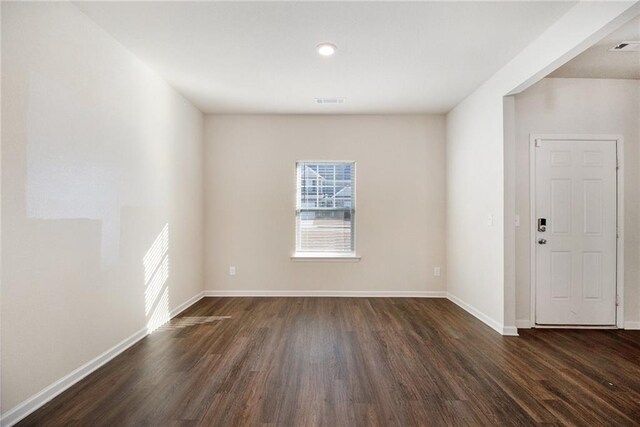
[317,42,337,57]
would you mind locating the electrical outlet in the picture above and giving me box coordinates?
[229,266,236,276]
[487,214,494,226]
[515,214,520,227]
[434,267,441,277]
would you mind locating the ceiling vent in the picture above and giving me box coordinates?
[609,41,640,52]
[315,97,346,105]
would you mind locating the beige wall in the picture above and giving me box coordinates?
[514,78,640,325]
[204,115,446,294]
[1,2,204,412]
[445,2,637,334]
[446,91,506,330]
[2,2,636,420]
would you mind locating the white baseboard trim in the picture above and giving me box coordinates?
[624,321,640,330]
[202,291,518,335]
[501,326,519,336]
[1,291,205,427]
[515,319,532,329]
[170,291,205,318]
[446,293,518,336]
[0,328,147,427]
[203,290,447,298]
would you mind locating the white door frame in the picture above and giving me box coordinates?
[529,134,624,329]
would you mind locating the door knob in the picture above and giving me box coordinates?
[538,238,547,245]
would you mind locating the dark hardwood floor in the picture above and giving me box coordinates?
[18,297,640,426]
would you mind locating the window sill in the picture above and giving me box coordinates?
[291,253,361,262]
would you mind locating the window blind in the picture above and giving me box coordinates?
[296,162,355,254]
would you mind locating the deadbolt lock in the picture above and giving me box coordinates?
[537,218,547,232]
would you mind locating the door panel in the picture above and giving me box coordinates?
[583,180,603,235]
[535,139,617,325]
[582,252,602,300]
[551,179,571,234]
[550,251,571,299]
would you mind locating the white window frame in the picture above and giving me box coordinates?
[292,161,360,261]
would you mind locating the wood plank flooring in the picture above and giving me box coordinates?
[17,297,640,426]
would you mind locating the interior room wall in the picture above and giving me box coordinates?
[446,93,507,330]
[203,114,446,295]
[513,77,640,326]
[445,1,637,335]
[1,1,204,415]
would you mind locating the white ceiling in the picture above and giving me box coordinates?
[75,1,576,114]
[550,16,640,80]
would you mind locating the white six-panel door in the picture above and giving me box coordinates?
[535,139,617,325]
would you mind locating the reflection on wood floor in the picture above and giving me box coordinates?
[18,297,640,426]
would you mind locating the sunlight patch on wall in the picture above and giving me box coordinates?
[145,256,169,317]
[147,288,170,334]
[144,224,171,333]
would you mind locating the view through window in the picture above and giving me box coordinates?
[296,162,355,254]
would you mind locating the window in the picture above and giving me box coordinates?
[296,161,355,256]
